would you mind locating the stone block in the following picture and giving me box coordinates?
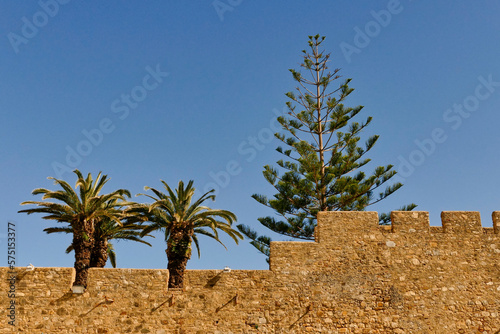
[441,211,482,234]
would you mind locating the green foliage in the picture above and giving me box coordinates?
[128,180,243,288]
[20,170,131,227]
[237,35,415,259]
[127,181,243,288]
[18,169,132,285]
[128,180,243,259]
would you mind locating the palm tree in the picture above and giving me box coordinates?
[128,180,243,288]
[19,170,130,287]
[43,218,153,268]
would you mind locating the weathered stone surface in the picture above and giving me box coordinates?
[0,211,498,333]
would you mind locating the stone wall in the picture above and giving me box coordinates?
[1,211,499,333]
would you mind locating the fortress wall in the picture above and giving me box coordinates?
[1,211,499,333]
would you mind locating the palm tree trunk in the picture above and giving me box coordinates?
[166,251,190,288]
[90,238,108,268]
[72,222,94,287]
[166,229,193,288]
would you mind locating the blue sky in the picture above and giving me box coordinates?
[1,1,499,270]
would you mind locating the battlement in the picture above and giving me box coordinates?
[1,211,499,333]
[317,211,499,238]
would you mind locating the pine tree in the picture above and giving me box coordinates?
[237,35,415,259]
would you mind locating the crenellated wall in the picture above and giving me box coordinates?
[1,211,499,333]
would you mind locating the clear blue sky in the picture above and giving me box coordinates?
[1,1,499,270]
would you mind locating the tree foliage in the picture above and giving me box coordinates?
[128,180,243,288]
[238,35,416,259]
[19,170,131,286]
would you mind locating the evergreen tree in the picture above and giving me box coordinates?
[237,35,415,258]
